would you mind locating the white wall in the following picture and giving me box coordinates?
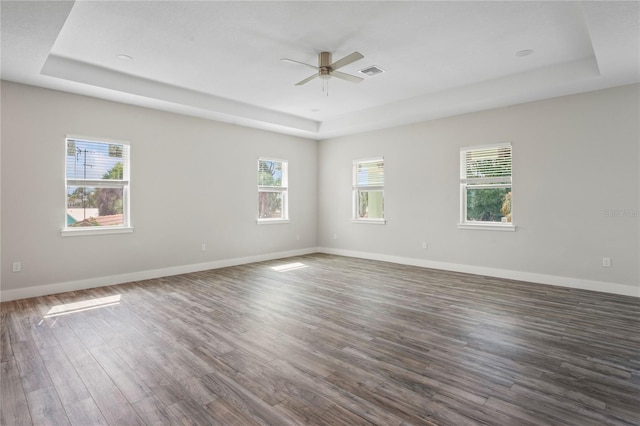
[319,84,640,296]
[2,82,638,300]
[1,81,318,299]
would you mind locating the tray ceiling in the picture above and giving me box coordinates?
[2,1,638,138]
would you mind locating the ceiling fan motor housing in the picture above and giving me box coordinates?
[319,52,332,79]
[319,52,332,68]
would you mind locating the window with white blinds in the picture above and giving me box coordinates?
[63,136,132,235]
[460,143,514,228]
[258,158,289,223]
[352,158,385,223]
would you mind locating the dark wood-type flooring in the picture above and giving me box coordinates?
[1,254,639,425]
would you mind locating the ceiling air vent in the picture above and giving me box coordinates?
[359,66,385,77]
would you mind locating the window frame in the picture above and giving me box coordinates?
[459,142,515,231]
[352,157,386,224]
[61,135,133,237]
[257,157,289,224]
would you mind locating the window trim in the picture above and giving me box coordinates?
[61,226,135,237]
[61,135,133,237]
[257,157,289,224]
[459,142,515,231]
[352,157,386,224]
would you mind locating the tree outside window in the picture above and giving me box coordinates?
[258,158,288,222]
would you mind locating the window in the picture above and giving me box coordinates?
[352,157,385,223]
[257,158,288,223]
[63,136,132,235]
[459,143,514,230]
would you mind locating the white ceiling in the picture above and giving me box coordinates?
[2,1,639,139]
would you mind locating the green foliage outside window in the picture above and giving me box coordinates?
[258,160,285,219]
[466,188,511,222]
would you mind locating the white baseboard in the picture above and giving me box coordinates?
[3,246,638,301]
[317,247,640,298]
[0,248,318,302]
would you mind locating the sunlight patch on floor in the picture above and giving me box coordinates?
[270,262,308,272]
[44,294,121,318]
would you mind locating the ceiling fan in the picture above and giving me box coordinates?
[281,51,365,86]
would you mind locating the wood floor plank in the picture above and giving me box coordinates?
[1,358,32,425]
[367,380,438,425]
[39,344,91,406]
[12,341,53,394]
[1,253,638,425]
[483,396,567,426]
[63,316,107,349]
[7,309,31,343]
[317,403,376,426]
[88,344,153,404]
[430,392,540,426]
[50,326,96,367]
[132,395,183,426]
[24,315,59,352]
[200,370,298,426]
[0,311,13,361]
[74,361,145,425]
[64,397,108,426]
[507,383,624,426]
[204,397,262,426]
[25,387,70,426]
[166,396,221,425]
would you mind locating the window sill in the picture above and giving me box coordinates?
[257,219,290,225]
[458,223,516,231]
[61,226,135,237]
[352,219,386,225]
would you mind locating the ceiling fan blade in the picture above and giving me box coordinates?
[295,73,319,86]
[330,51,364,70]
[331,71,363,84]
[281,58,318,71]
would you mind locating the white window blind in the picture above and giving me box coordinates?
[66,139,130,185]
[461,143,512,184]
[353,158,384,188]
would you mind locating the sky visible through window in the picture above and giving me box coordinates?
[258,160,282,186]
[272,166,282,183]
[66,139,122,181]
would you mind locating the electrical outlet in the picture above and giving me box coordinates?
[201,243,207,252]
[333,233,337,240]
[422,242,428,249]
[602,257,611,267]
[296,233,300,241]
[12,261,21,272]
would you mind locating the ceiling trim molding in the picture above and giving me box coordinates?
[319,56,602,138]
[41,54,320,136]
